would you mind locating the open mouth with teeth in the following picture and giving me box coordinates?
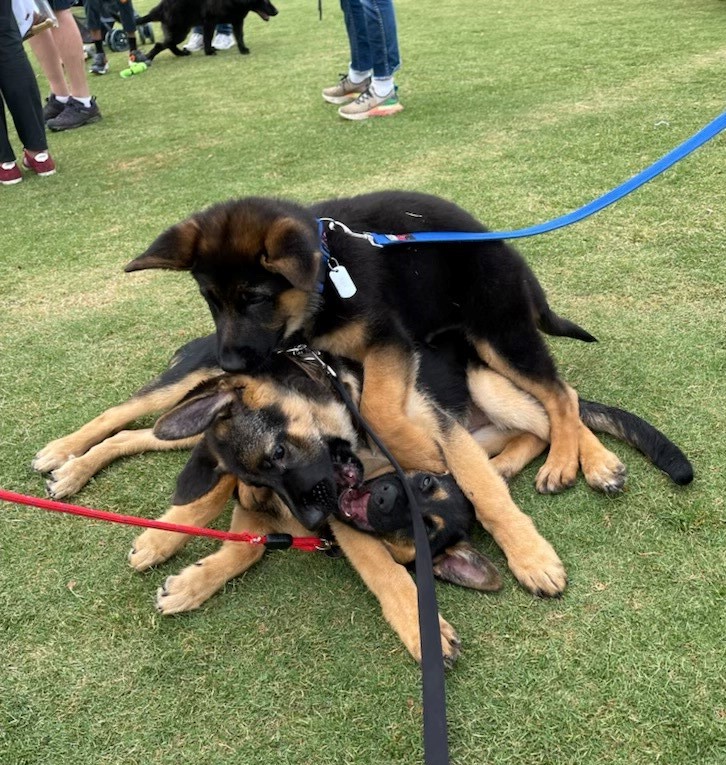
[337,486,374,531]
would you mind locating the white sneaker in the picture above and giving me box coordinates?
[183,32,204,52]
[212,31,235,50]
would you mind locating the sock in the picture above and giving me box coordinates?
[76,96,92,108]
[94,40,104,55]
[372,77,394,97]
[54,94,70,104]
[348,67,372,85]
[127,34,137,51]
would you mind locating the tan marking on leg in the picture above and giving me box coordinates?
[489,433,548,480]
[330,519,460,665]
[128,474,237,571]
[46,429,201,499]
[578,424,627,493]
[33,370,219,473]
[472,342,580,494]
[156,502,273,614]
[359,347,445,472]
[440,422,566,596]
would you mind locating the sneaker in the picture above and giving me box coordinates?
[47,97,102,132]
[22,150,56,177]
[183,31,204,51]
[0,161,22,186]
[128,49,151,66]
[338,86,403,121]
[90,52,109,75]
[43,94,66,122]
[322,74,372,105]
[212,31,235,50]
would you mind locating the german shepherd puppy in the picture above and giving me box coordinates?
[33,333,692,641]
[123,191,627,498]
[137,0,278,59]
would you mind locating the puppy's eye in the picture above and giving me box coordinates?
[247,293,270,306]
[420,475,435,492]
[272,444,286,462]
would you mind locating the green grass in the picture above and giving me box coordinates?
[2,0,725,763]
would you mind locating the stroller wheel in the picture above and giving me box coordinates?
[107,28,129,52]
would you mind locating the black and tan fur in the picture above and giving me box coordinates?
[33,334,692,662]
[123,191,627,498]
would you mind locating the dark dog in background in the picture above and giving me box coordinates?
[137,0,278,59]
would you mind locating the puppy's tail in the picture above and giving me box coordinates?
[580,399,694,485]
[538,310,597,343]
[135,6,161,24]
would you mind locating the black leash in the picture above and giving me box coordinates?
[283,345,450,765]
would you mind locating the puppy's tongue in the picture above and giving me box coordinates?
[338,488,373,531]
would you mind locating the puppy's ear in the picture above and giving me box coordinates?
[433,542,502,592]
[125,219,201,272]
[154,387,236,440]
[261,217,321,291]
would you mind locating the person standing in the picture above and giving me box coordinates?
[322,0,403,121]
[1,0,56,185]
[86,0,152,75]
[27,0,102,131]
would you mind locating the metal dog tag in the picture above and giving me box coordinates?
[329,262,357,299]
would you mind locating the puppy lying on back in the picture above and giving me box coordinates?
[33,333,692,663]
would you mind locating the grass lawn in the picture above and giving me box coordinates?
[1,0,725,763]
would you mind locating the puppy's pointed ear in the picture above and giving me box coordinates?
[433,542,502,592]
[154,386,236,441]
[261,217,321,291]
[125,219,201,272]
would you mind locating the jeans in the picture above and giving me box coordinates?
[340,0,400,78]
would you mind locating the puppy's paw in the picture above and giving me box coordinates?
[581,450,627,494]
[507,540,567,598]
[45,457,91,499]
[239,47,250,54]
[155,562,216,614]
[535,457,578,494]
[32,440,78,473]
[128,529,187,571]
[439,618,462,669]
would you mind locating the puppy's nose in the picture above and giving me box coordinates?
[218,347,248,373]
[372,482,398,514]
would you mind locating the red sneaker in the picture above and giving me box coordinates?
[0,161,22,185]
[23,150,56,177]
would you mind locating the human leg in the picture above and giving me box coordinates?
[50,6,92,98]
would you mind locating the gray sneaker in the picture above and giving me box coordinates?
[47,97,102,132]
[322,74,372,105]
[43,94,66,122]
[90,52,109,75]
[338,86,403,121]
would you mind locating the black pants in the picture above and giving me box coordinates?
[0,4,47,163]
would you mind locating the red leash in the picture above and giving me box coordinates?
[0,488,328,552]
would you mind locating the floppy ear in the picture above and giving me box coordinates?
[433,542,502,592]
[261,217,321,290]
[154,387,236,441]
[125,219,201,272]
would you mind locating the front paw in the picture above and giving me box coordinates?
[45,457,90,499]
[439,618,462,669]
[128,528,187,571]
[582,450,627,494]
[155,562,215,614]
[535,457,578,494]
[33,440,76,473]
[238,46,250,54]
[507,539,567,598]
[204,48,216,55]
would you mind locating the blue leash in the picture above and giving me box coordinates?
[344,109,726,247]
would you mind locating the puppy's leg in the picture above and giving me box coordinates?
[440,421,567,597]
[468,367,625,492]
[46,429,200,499]
[33,371,214,473]
[360,347,445,473]
[231,20,249,54]
[330,519,461,667]
[201,22,216,55]
[156,488,274,614]
[128,474,237,571]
